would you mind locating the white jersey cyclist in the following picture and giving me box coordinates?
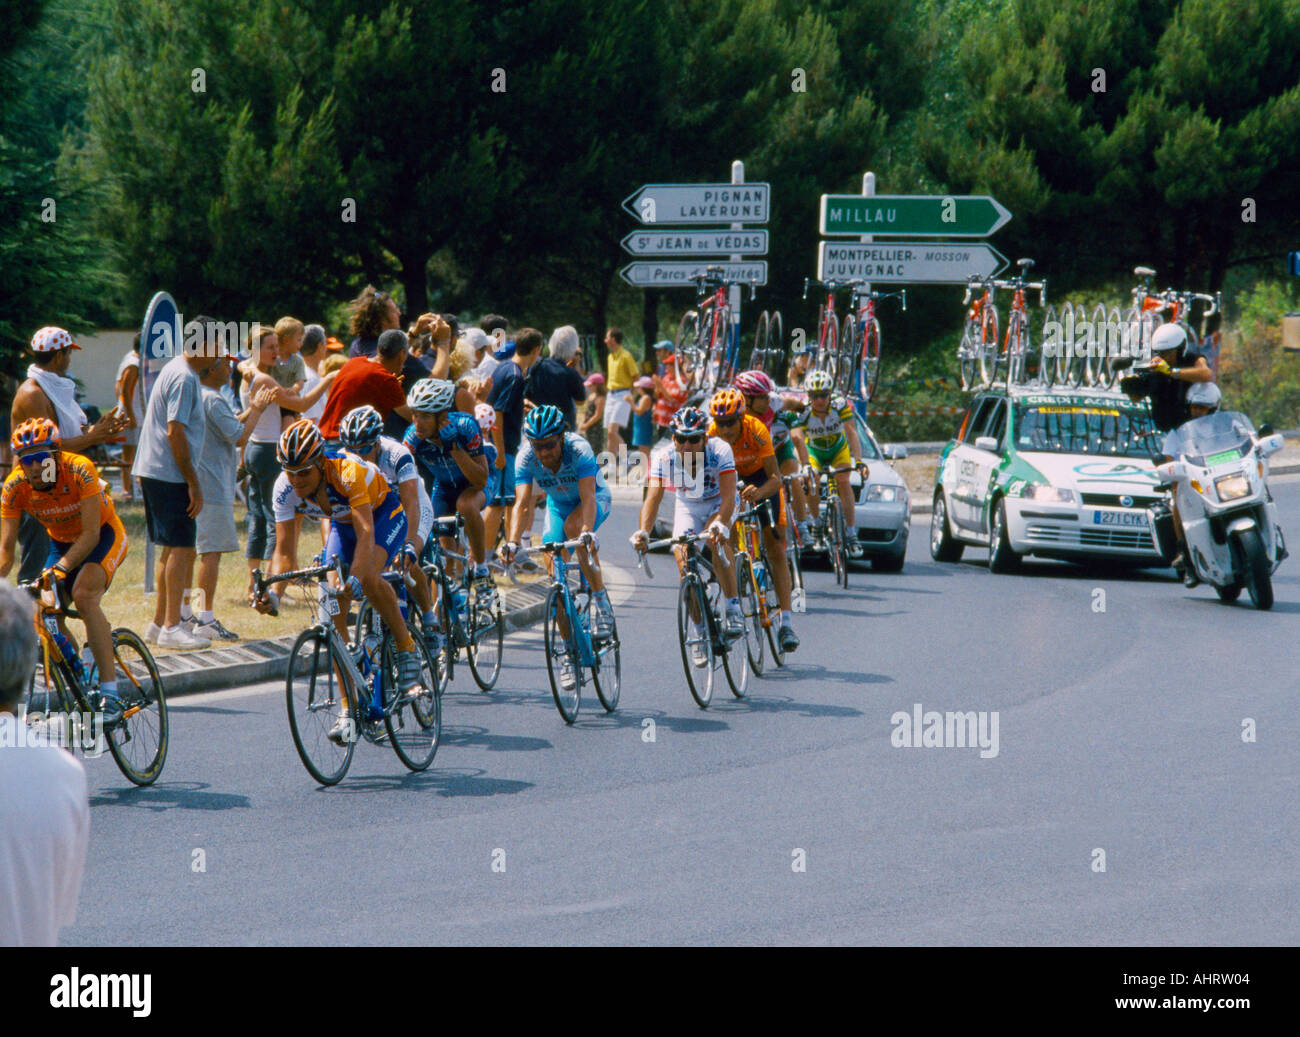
[648,435,738,537]
[344,435,433,545]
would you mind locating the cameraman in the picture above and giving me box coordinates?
[1120,323,1213,433]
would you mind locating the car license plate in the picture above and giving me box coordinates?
[1094,510,1147,527]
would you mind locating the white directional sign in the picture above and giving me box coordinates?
[619,260,768,288]
[621,228,768,257]
[622,183,770,225]
[817,241,1006,283]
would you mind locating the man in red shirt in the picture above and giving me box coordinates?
[318,329,420,454]
[651,342,689,443]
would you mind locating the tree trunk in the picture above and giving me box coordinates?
[593,267,612,374]
[641,289,659,356]
[400,252,429,321]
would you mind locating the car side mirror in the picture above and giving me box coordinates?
[1257,423,1275,438]
[882,444,908,459]
[974,436,998,452]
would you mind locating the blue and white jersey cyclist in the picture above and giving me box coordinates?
[631,406,745,646]
[401,378,495,604]
[339,404,440,654]
[502,405,615,650]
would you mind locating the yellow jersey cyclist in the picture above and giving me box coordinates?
[632,406,745,655]
[706,387,800,653]
[252,420,424,739]
[0,418,130,724]
[788,370,869,558]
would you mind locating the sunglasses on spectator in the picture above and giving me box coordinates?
[673,434,704,445]
[18,450,55,468]
[531,435,563,452]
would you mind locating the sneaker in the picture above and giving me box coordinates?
[518,555,543,574]
[178,615,197,634]
[95,693,125,727]
[778,625,800,653]
[846,535,864,559]
[194,618,240,642]
[724,604,744,640]
[423,622,444,657]
[157,626,211,649]
[590,597,614,640]
[144,622,163,645]
[689,624,708,667]
[557,654,577,691]
[796,519,813,546]
[1182,567,1200,588]
[396,647,424,694]
[327,713,353,745]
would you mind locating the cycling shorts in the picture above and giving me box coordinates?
[325,490,407,569]
[543,487,612,545]
[808,440,851,471]
[47,520,129,589]
[775,438,796,466]
[740,470,785,531]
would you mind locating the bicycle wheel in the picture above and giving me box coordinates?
[759,549,786,668]
[466,593,504,691]
[1006,309,1028,386]
[838,313,857,396]
[590,613,621,713]
[735,554,764,676]
[819,316,838,383]
[828,503,848,588]
[1054,302,1074,384]
[1087,304,1108,386]
[784,500,806,614]
[859,317,882,400]
[714,580,749,699]
[285,628,355,786]
[675,310,702,383]
[1040,305,1057,386]
[102,629,168,786]
[958,321,979,391]
[1063,301,1086,386]
[381,639,439,771]
[1105,307,1124,384]
[393,607,443,725]
[767,310,784,378]
[978,305,1000,386]
[752,310,769,371]
[543,584,582,723]
[677,576,714,709]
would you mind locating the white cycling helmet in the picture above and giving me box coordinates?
[1151,322,1187,353]
[407,378,456,413]
[1186,381,1221,408]
[805,369,834,393]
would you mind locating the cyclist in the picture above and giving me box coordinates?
[707,387,800,654]
[338,405,439,653]
[503,403,613,632]
[401,378,494,608]
[734,369,813,544]
[0,418,129,724]
[253,420,424,736]
[788,370,868,557]
[632,406,744,656]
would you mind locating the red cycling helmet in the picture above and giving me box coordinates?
[733,370,774,398]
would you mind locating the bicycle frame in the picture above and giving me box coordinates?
[539,541,599,668]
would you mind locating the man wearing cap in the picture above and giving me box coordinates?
[10,328,129,585]
[1120,323,1213,432]
[651,341,689,444]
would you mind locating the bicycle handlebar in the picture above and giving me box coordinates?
[253,558,345,595]
[19,579,82,620]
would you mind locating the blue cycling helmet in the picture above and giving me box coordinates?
[523,404,565,440]
[338,405,384,450]
[669,406,709,436]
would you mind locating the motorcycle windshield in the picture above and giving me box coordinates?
[1163,411,1256,464]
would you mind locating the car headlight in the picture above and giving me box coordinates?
[1214,474,1250,501]
[1021,484,1075,503]
[863,484,901,503]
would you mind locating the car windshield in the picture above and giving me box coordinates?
[1013,400,1160,459]
[1162,411,1256,461]
[853,415,881,460]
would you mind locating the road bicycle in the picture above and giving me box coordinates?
[530,534,620,723]
[803,276,851,389]
[21,581,167,786]
[750,309,785,379]
[841,282,906,401]
[991,259,1046,386]
[811,464,863,588]
[959,276,999,390]
[1112,268,1220,387]
[636,531,747,707]
[676,266,757,392]
[731,503,786,674]
[256,558,440,785]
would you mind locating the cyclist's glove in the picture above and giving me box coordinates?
[438,423,460,446]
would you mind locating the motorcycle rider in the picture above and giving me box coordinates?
[1158,379,1223,587]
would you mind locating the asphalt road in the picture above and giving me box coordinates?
[65,476,1300,945]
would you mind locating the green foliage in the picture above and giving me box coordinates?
[1216,280,1300,430]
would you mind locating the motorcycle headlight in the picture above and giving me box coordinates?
[863,484,901,503]
[1022,484,1075,503]
[1214,473,1250,501]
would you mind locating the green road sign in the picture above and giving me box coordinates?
[819,194,1011,237]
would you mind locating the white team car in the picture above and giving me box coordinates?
[929,387,1169,570]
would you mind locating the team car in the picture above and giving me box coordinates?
[929,386,1168,570]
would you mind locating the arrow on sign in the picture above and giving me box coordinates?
[817,241,1006,283]
[622,183,770,225]
[820,194,1011,237]
[619,261,768,288]
[621,228,769,256]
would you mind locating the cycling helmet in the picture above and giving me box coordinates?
[733,370,774,398]
[1151,323,1187,353]
[277,419,324,467]
[523,404,565,440]
[11,417,60,454]
[407,378,456,413]
[669,406,709,436]
[805,369,834,393]
[709,387,745,420]
[1186,381,1221,408]
[474,402,495,431]
[338,405,383,450]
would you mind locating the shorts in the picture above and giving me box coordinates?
[740,470,785,530]
[775,438,796,466]
[491,452,516,506]
[672,495,724,539]
[808,439,851,472]
[605,390,631,429]
[196,496,240,554]
[543,489,612,544]
[325,490,407,569]
[139,477,197,548]
[414,488,434,545]
[48,520,129,588]
[430,479,483,522]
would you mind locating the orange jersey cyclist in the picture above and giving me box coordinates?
[253,420,424,739]
[0,418,130,724]
[706,387,799,653]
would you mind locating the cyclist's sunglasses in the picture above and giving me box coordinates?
[531,435,563,452]
[808,391,831,400]
[284,463,318,476]
[714,416,741,428]
[673,433,705,445]
[18,450,56,467]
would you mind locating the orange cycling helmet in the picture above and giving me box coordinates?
[709,387,745,420]
[11,417,60,455]
[277,419,325,468]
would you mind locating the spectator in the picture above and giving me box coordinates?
[408,313,456,381]
[387,315,452,439]
[187,351,278,641]
[347,286,401,358]
[603,327,638,463]
[318,327,432,450]
[300,324,328,422]
[629,375,655,470]
[115,334,143,500]
[10,327,128,585]
[480,314,510,366]
[786,344,812,388]
[0,580,89,946]
[651,344,689,442]
[465,328,498,380]
[580,373,607,454]
[321,352,347,375]
[483,327,542,555]
[525,325,586,431]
